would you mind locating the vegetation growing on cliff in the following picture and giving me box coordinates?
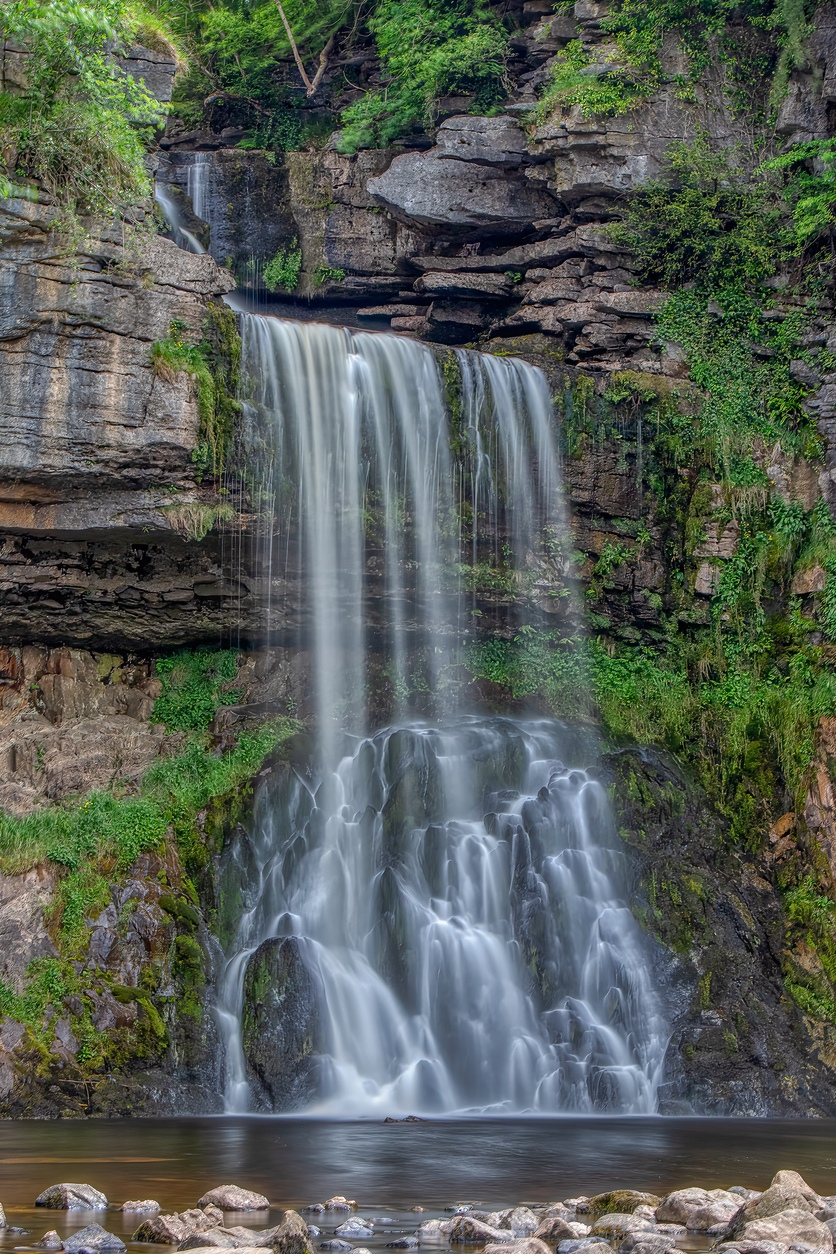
[539,0,812,120]
[0,1,174,226]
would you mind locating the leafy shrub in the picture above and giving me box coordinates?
[338,0,509,151]
[152,649,241,731]
[264,239,302,292]
[0,1,172,230]
[609,135,783,290]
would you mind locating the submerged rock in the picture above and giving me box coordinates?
[36,1185,108,1211]
[122,1201,161,1213]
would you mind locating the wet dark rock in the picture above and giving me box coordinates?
[320,1243,353,1251]
[241,937,321,1111]
[36,1185,108,1211]
[386,1241,418,1249]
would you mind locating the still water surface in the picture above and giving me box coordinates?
[2,1119,836,1250]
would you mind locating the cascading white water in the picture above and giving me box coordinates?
[215,315,668,1115]
[154,153,211,254]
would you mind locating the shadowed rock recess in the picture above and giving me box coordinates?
[1,0,836,1117]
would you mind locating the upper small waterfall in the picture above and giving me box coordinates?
[213,315,668,1116]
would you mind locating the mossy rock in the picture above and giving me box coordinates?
[583,1191,661,1215]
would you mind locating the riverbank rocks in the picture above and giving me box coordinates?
[535,1217,576,1242]
[198,1189,269,1212]
[36,1185,108,1211]
[725,1176,829,1244]
[485,1240,552,1254]
[656,1188,741,1229]
[581,1195,661,1216]
[449,1217,515,1243]
[62,1226,126,1253]
[122,1202,161,1213]
[729,1211,833,1250]
[488,1209,540,1237]
[620,1235,677,1253]
[590,1215,654,1240]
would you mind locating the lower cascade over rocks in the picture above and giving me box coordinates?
[216,718,668,1114]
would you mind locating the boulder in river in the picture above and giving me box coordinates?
[657,1190,740,1229]
[489,1209,539,1237]
[36,1234,62,1249]
[557,1242,610,1254]
[324,1200,357,1212]
[485,1241,551,1254]
[771,1174,824,1208]
[535,1218,576,1243]
[197,1189,269,1212]
[122,1202,161,1214]
[731,1211,833,1250]
[133,1215,193,1244]
[179,1233,241,1250]
[448,1218,515,1244]
[36,1186,108,1211]
[0,1205,5,1229]
[620,1235,676,1254]
[590,1215,654,1240]
[320,1242,353,1251]
[62,1225,126,1252]
[726,1183,825,1241]
[334,1221,372,1238]
[386,1240,419,1249]
[415,1220,453,1240]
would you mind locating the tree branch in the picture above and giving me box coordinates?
[274,0,313,93]
[309,32,335,96]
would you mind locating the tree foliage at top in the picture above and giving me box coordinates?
[0,0,167,220]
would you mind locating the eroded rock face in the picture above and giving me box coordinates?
[0,866,57,992]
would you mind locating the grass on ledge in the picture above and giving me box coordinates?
[0,720,300,877]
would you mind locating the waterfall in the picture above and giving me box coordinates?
[154,153,211,254]
[215,315,668,1115]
